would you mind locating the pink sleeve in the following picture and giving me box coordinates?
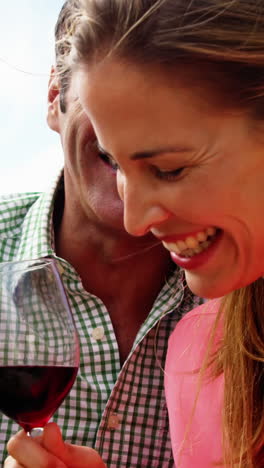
[165,300,224,468]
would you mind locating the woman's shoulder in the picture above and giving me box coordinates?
[167,298,223,371]
[180,298,221,322]
[172,298,221,337]
[166,299,224,468]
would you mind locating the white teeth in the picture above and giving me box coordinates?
[165,242,181,254]
[185,236,199,249]
[196,231,207,242]
[194,246,203,254]
[183,249,194,257]
[177,240,187,250]
[207,227,216,236]
[162,227,218,258]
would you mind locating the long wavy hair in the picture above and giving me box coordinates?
[56,1,264,465]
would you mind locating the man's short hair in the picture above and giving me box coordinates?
[54,0,80,112]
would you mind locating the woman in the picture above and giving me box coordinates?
[6,0,264,466]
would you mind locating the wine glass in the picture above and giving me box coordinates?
[0,258,79,436]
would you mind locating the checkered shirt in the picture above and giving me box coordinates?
[0,174,202,467]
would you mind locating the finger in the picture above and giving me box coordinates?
[66,444,107,468]
[7,430,66,468]
[41,423,67,458]
[4,455,24,468]
[42,423,107,467]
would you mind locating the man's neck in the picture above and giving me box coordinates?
[55,208,172,302]
[54,198,174,363]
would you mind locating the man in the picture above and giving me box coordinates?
[1,1,201,466]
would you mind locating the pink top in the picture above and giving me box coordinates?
[165,300,224,468]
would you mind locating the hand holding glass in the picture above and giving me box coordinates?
[0,258,79,435]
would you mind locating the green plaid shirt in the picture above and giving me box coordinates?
[0,175,202,467]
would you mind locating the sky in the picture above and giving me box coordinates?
[0,1,65,194]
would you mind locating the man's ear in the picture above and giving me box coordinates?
[47,66,61,133]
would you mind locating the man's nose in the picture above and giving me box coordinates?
[118,174,171,237]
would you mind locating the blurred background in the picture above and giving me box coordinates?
[0,1,65,194]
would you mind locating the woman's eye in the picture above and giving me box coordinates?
[153,166,185,181]
[98,151,119,171]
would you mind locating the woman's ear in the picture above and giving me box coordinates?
[47,66,61,133]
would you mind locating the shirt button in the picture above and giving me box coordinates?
[107,412,120,430]
[92,326,105,341]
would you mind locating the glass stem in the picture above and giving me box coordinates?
[27,427,44,438]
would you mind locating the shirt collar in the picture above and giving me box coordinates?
[16,172,63,261]
[15,171,186,332]
[133,267,185,349]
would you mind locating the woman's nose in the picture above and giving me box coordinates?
[125,204,170,236]
[117,172,171,237]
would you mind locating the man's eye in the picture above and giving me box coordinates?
[98,152,119,171]
[153,166,185,181]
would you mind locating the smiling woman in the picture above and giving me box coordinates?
[58,1,264,466]
[75,57,264,300]
[3,1,264,467]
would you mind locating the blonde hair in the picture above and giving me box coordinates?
[220,282,264,467]
[56,1,264,465]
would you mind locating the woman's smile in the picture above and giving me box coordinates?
[159,226,218,257]
[76,58,264,298]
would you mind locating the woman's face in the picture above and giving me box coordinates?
[75,58,264,298]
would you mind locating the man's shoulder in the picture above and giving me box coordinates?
[0,192,41,239]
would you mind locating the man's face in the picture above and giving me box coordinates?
[47,69,127,234]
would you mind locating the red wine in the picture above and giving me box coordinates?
[0,366,78,432]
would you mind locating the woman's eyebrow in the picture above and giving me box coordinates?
[97,143,193,160]
[130,146,193,160]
